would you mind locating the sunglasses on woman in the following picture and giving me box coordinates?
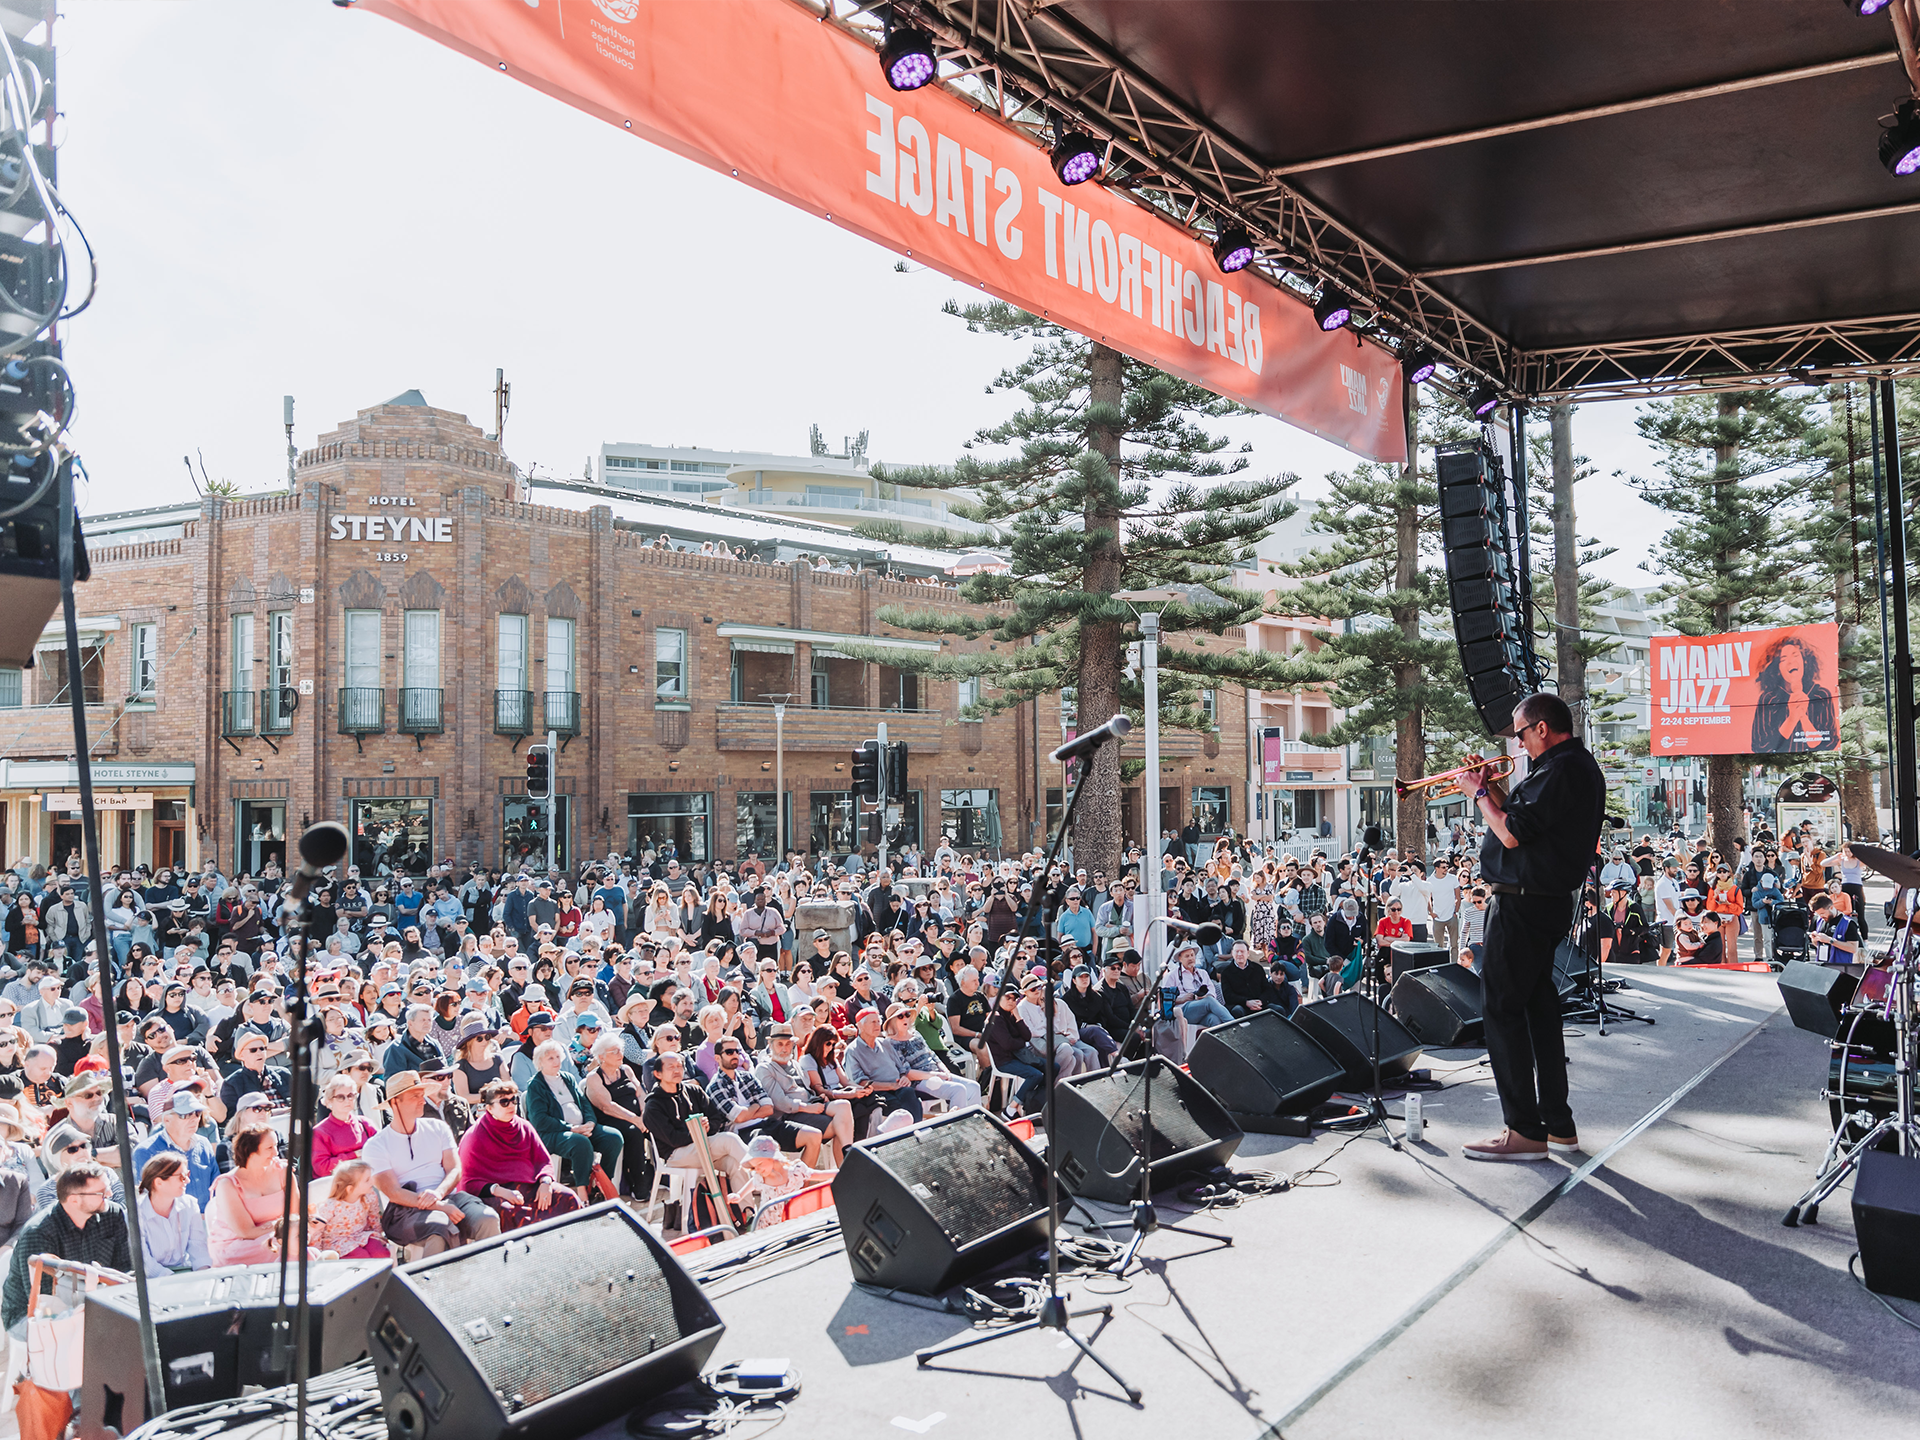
[491,1096,519,1109]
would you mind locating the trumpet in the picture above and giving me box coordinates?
[1394,755,1513,799]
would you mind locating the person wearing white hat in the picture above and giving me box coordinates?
[364,1070,499,1256]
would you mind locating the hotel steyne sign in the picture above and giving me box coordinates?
[329,495,453,563]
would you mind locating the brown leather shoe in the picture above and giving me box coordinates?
[1462,1129,1550,1162]
[1548,1133,1580,1155]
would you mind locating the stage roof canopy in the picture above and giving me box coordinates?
[897,0,1920,401]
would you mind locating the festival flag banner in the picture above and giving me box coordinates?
[1650,622,1841,757]
[358,0,1406,463]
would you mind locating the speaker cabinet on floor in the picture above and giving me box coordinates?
[368,1202,721,1440]
[81,1259,391,1440]
[1778,960,1859,1039]
[1389,941,1452,977]
[1853,1148,1920,1303]
[1049,1058,1244,1204]
[833,1107,1050,1295]
[1188,1011,1346,1123]
[1291,993,1425,1090]
[1390,966,1486,1047]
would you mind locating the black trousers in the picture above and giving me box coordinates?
[1480,892,1576,1142]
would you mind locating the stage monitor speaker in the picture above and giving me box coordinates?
[1292,993,1425,1090]
[833,1106,1050,1295]
[80,1259,391,1440]
[1389,940,1452,977]
[1550,940,1588,998]
[1779,960,1858,1039]
[368,1201,721,1440]
[1050,1057,1244,1204]
[1390,966,1485,1047]
[1188,1011,1345,1121]
[1852,1148,1920,1303]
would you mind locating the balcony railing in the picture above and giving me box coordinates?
[259,687,297,735]
[399,688,445,735]
[542,690,580,736]
[495,689,535,735]
[337,687,386,735]
[220,690,256,737]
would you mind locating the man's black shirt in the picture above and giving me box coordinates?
[1478,738,1606,893]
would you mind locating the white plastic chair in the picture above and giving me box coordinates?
[643,1132,702,1230]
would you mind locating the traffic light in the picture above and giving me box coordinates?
[884,741,908,798]
[525,744,551,801]
[866,809,883,844]
[851,741,880,801]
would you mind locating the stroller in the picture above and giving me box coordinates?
[1768,906,1812,969]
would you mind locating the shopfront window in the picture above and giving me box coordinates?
[155,799,187,870]
[350,797,432,877]
[939,789,1001,852]
[503,795,568,874]
[628,793,708,863]
[1191,786,1230,837]
[736,791,787,859]
[810,791,856,857]
[236,801,286,875]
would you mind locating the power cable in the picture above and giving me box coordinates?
[1850,1252,1920,1333]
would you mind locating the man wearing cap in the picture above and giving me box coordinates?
[61,1071,121,1154]
[51,1006,92,1076]
[35,1121,123,1208]
[219,1031,290,1115]
[1652,857,1684,965]
[556,978,611,1052]
[844,1006,925,1125]
[366,1070,499,1255]
[19,974,70,1045]
[212,988,282,1067]
[755,1025,852,1166]
[805,929,836,978]
[1167,941,1233,1030]
[133,1090,219,1207]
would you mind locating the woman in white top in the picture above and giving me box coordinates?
[642,884,678,940]
[138,1153,212,1275]
[580,896,618,946]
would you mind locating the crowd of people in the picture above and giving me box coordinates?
[0,804,1871,1326]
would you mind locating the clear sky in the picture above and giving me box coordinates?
[55,0,1667,584]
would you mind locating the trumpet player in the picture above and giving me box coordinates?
[1457,693,1605,1164]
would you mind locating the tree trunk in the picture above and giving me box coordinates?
[1836,386,1880,840]
[1707,394,1747,851]
[1076,342,1127,876]
[1393,391,1428,862]
[1550,405,1586,732]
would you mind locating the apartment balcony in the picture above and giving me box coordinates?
[220,690,256,737]
[495,690,536,736]
[541,690,581,737]
[715,703,947,753]
[337,687,386,736]
[0,702,117,756]
[398,688,444,736]
[716,489,981,537]
[259,687,297,735]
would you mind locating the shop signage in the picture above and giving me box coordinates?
[1776,773,1837,804]
[1,761,196,787]
[1350,769,1376,782]
[328,507,454,544]
[44,793,152,812]
[1285,770,1314,783]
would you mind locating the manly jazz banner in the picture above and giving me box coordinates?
[359,0,1407,463]
[1651,622,1841,757]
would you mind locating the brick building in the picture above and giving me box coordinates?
[0,393,1247,877]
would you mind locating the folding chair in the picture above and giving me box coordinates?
[643,1132,702,1230]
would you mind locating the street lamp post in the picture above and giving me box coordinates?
[774,701,786,863]
[1140,611,1163,963]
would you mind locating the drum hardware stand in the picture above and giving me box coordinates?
[917,722,1142,1405]
[1784,884,1920,1227]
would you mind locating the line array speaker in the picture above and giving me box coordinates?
[80,1259,391,1440]
[1049,1058,1244,1204]
[367,1202,722,1440]
[833,1106,1050,1294]
[1437,444,1539,736]
[1291,993,1425,1090]
[1188,1010,1346,1123]
[1390,966,1486,1047]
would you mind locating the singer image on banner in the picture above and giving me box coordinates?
[1749,632,1837,754]
[1651,622,1839,758]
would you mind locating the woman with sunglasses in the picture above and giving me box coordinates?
[458,1079,579,1230]
[639,1025,684,1092]
[313,1074,377,1178]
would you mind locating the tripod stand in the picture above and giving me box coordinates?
[916,723,1142,1404]
[1085,916,1234,1277]
[1561,854,1653,1034]
[1785,883,1920,1227]
[1323,837,1400,1150]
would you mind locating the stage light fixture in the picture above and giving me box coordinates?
[1213,224,1255,273]
[1050,131,1102,186]
[1468,384,1502,418]
[1881,100,1920,175]
[1314,286,1353,332]
[1848,0,1892,14]
[1403,345,1438,386]
[879,23,936,91]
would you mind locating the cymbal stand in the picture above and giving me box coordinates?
[1784,885,1920,1227]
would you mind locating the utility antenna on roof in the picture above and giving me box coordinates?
[809,423,829,457]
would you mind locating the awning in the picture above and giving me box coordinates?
[729,639,795,654]
[715,623,941,654]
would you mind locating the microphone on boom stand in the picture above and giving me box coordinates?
[1051,713,1130,763]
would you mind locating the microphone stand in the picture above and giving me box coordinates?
[916,745,1142,1404]
[1327,841,1399,1149]
[1085,916,1234,1277]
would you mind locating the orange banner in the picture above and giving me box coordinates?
[1651,623,1841,758]
[357,0,1406,463]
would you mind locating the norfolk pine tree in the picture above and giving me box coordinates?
[851,301,1324,875]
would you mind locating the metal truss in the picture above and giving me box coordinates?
[811,0,1518,389]
[815,2,1920,406]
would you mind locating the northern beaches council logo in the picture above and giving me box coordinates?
[591,0,639,22]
